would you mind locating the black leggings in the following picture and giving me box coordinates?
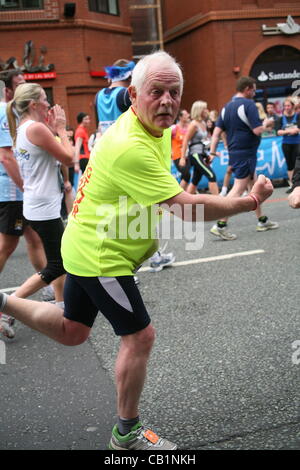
[173,158,191,183]
[282,143,300,171]
[27,218,65,284]
[80,158,89,174]
[189,153,216,186]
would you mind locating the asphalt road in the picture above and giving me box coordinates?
[0,186,299,450]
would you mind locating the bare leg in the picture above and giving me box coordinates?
[223,166,233,189]
[23,226,46,272]
[288,169,294,187]
[0,234,19,272]
[115,324,155,419]
[186,183,197,194]
[52,274,66,302]
[179,179,189,190]
[208,181,219,195]
[2,295,90,346]
[13,272,47,298]
[218,176,251,223]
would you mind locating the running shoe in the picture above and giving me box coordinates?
[109,422,177,450]
[210,224,237,240]
[256,219,279,232]
[0,314,15,339]
[149,249,175,272]
[41,284,55,302]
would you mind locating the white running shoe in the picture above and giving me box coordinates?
[210,224,237,241]
[149,246,175,272]
[109,422,177,450]
[256,219,279,232]
[0,314,15,339]
[41,284,55,301]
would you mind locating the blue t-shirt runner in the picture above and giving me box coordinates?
[95,86,131,134]
[216,96,262,178]
[0,101,23,202]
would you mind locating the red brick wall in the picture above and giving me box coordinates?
[0,0,59,23]
[0,0,133,131]
[163,1,300,113]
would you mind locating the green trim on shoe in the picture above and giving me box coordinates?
[109,422,142,449]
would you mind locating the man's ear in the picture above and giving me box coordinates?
[128,85,137,104]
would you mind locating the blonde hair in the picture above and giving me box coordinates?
[6,82,42,144]
[285,96,297,107]
[255,102,267,120]
[190,100,207,121]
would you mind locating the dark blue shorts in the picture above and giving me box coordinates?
[63,273,151,336]
[230,156,256,179]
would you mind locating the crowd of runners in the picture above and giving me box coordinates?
[1,51,300,450]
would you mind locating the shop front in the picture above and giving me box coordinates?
[250,45,300,113]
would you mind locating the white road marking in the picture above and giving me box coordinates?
[139,249,265,272]
[0,286,20,293]
[0,250,265,291]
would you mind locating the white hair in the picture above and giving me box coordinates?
[131,50,184,94]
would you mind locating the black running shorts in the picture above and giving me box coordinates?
[0,201,27,236]
[63,274,151,336]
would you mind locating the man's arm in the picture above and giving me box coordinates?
[0,147,23,190]
[252,118,275,136]
[209,126,223,158]
[73,136,83,173]
[160,174,273,221]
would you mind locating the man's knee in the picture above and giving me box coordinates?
[124,324,156,354]
[139,324,156,348]
[61,318,91,346]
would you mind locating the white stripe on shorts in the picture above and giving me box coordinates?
[97,277,133,313]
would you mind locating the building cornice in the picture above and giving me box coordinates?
[0,18,132,36]
[164,8,300,43]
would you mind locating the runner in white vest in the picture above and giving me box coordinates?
[5,83,73,306]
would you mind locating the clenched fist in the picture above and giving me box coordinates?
[250,174,274,205]
[288,186,300,208]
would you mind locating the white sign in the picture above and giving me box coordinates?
[262,15,300,36]
[258,69,300,82]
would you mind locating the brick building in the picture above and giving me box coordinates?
[1,1,300,125]
[0,0,133,130]
[162,0,300,113]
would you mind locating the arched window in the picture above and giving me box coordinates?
[250,45,300,111]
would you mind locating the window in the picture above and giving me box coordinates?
[0,0,43,9]
[44,88,53,107]
[88,0,119,16]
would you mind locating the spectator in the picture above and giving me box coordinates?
[74,112,91,175]
[95,59,135,134]
[277,97,300,193]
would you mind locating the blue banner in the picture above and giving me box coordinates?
[171,136,288,188]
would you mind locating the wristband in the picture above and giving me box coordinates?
[248,193,260,211]
[210,152,216,156]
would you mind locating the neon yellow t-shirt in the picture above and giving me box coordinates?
[61,108,183,276]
